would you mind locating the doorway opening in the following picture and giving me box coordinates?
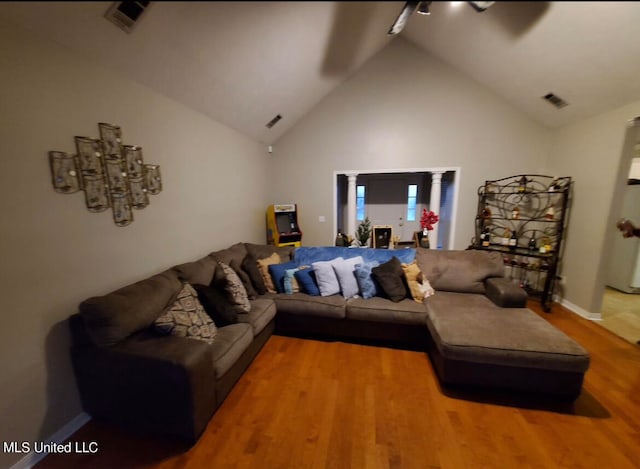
[334,168,460,249]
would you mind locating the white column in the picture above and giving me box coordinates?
[429,171,445,249]
[347,173,358,240]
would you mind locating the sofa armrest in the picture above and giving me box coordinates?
[71,334,217,442]
[485,277,527,308]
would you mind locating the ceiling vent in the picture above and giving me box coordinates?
[542,92,569,109]
[105,1,152,33]
[266,114,282,129]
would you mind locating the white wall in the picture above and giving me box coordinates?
[270,38,550,247]
[0,19,269,469]
[547,101,640,317]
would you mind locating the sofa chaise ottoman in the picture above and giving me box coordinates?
[425,290,590,399]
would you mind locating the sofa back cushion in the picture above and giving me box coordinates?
[209,242,248,266]
[79,269,183,346]
[415,248,504,293]
[245,243,294,262]
[172,255,218,286]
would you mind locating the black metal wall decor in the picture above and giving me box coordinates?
[49,123,162,226]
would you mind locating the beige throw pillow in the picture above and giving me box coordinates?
[257,252,281,293]
[402,260,426,303]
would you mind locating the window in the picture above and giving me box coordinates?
[356,185,365,221]
[406,184,417,221]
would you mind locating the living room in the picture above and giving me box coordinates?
[1,2,639,469]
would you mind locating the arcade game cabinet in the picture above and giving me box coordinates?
[266,204,302,247]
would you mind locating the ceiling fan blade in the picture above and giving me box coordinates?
[388,0,420,36]
[468,1,496,12]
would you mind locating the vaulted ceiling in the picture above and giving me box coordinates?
[2,1,640,144]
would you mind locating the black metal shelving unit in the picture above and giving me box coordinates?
[470,174,572,312]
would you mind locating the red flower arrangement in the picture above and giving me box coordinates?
[420,208,439,231]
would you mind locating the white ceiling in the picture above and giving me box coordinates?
[2,1,640,144]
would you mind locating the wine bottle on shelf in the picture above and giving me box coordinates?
[545,206,555,220]
[502,228,511,246]
[512,205,520,219]
[481,226,491,247]
[517,176,527,193]
[528,231,537,251]
[509,229,518,251]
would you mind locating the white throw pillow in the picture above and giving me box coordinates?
[312,257,344,296]
[333,256,364,298]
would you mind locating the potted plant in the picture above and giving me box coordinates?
[355,216,372,247]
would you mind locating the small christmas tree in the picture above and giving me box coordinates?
[356,217,372,247]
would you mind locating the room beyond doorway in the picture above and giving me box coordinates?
[334,168,459,250]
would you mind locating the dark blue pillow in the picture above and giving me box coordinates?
[268,261,298,293]
[294,267,321,296]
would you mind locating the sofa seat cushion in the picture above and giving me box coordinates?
[346,297,428,326]
[425,292,590,373]
[238,298,277,336]
[210,323,253,378]
[265,293,346,319]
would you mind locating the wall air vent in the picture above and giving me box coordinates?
[105,1,152,33]
[542,92,569,109]
[266,114,282,129]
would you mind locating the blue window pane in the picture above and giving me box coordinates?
[406,184,417,221]
[356,185,365,221]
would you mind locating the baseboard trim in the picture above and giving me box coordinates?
[557,298,602,321]
[8,412,91,469]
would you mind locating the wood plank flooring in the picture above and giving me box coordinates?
[600,286,640,345]
[36,301,640,469]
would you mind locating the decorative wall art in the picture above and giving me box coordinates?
[49,123,162,226]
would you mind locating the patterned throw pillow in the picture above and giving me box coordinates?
[213,262,251,313]
[257,252,281,293]
[154,283,217,343]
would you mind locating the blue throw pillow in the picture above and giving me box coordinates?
[283,268,300,295]
[268,261,298,293]
[294,268,321,296]
[354,261,380,299]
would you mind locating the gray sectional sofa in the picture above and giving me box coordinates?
[69,242,590,444]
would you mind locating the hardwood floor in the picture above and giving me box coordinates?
[600,287,640,345]
[36,301,640,469]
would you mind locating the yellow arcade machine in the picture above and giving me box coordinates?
[266,204,302,247]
